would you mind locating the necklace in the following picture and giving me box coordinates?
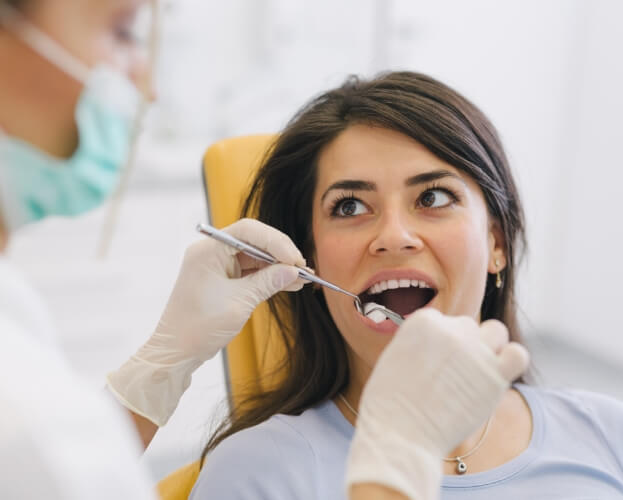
[338,393,492,475]
[441,417,492,474]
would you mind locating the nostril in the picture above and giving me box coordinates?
[370,235,423,255]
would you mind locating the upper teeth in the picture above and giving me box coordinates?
[367,279,431,295]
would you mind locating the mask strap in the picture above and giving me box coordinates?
[0,4,90,84]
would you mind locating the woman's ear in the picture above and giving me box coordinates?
[487,221,507,274]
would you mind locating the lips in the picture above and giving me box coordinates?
[357,270,438,318]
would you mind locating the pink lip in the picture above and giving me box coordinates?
[358,268,438,295]
[359,314,399,334]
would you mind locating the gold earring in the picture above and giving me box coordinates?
[495,258,503,289]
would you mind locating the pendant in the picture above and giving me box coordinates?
[456,458,467,475]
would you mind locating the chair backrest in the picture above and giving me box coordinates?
[158,134,288,499]
[202,133,291,408]
[156,461,200,500]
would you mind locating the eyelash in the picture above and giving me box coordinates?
[329,192,358,217]
[328,183,461,217]
[417,182,461,208]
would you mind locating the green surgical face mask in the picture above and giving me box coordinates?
[0,5,143,231]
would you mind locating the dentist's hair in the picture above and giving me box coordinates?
[202,71,527,460]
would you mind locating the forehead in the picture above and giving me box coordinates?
[315,124,469,188]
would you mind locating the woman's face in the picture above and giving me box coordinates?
[312,124,505,377]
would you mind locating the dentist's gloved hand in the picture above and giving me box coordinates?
[106,219,306,427]
[346,309,529,500]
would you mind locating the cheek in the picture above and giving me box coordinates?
[313,223,389,368]
[311,223,355,329]
[313,228,362,328]
[437,223,488,268]
[313,227,360,280]
[432,219,490,314]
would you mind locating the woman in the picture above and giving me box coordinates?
[191,72,623,499]
[1,2,514,498]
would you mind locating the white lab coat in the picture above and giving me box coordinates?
[0,256,157,499]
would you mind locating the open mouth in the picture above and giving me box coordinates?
[358,278,438,318]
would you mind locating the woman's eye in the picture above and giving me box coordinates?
[418,189,454,209]
[333,198,368,217]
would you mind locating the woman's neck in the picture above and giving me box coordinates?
[335,350,371,425]
[334,363,532,476]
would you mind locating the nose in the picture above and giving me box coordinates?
[368,210,424,255]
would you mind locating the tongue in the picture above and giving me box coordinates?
[380,288,431,316]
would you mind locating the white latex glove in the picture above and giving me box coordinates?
[345,308,529,500]
[106,218,306,427]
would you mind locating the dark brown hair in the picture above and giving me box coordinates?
[202,71,526,461]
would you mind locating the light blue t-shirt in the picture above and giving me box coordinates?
[190,384,623,499]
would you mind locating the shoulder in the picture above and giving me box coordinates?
[214,410,319,464]
[553,386,623,432]
[191,401,352,500]
[521,383,623,419]
[520,384,623,459]
[191,414,316,500]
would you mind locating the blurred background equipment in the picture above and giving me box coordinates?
[8,0,623,481]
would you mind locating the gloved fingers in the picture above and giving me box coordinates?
[237,263,301,304]
[238,255,308,291]
[397,307,442,334]
[478,319,509,354]
[238,254,312,282]
[496,342,530,382]
[225,218,306,266]
[280,265,313,291]
[238,254,269,275]
[282,276,307,292]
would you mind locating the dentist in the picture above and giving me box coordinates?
[0,1,304,497]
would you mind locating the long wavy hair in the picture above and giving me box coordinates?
[202,71,526,462]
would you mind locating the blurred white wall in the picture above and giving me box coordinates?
[8,0,623,481]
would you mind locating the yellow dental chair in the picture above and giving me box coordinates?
[157,134,287,500]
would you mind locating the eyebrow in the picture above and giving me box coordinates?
[320,170,466,203]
